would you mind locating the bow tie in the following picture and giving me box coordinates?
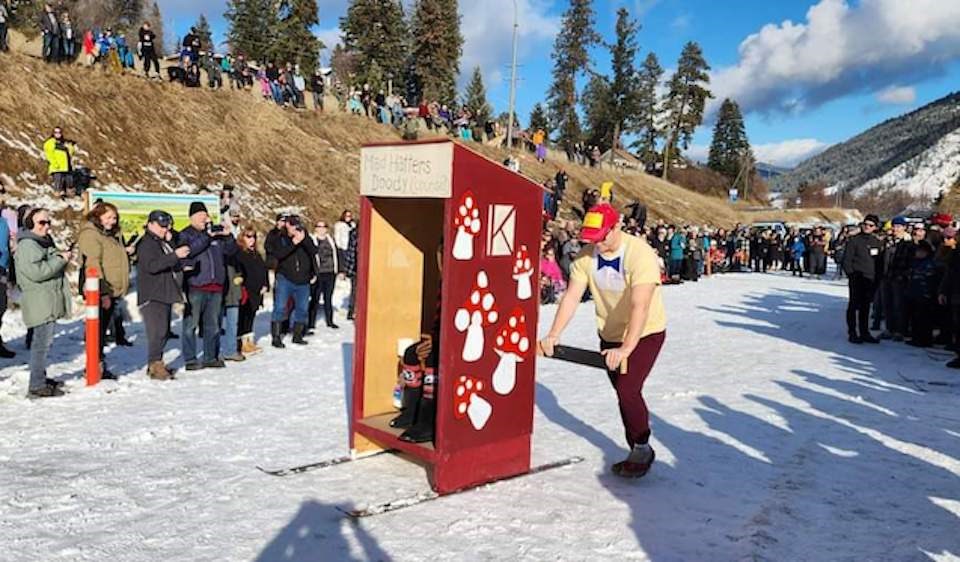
[598,255,621,272]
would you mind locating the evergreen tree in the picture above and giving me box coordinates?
[193,14,214,52]
[547,0,600,155]
[463,66,492,125]
[410,0,463,104]
[340,0,407,90]
[605,7,641,160]
[225,0,279,62]
[707,98,752,179]
[529,103,550,133]
[631,52,663,170]
[113,0,144,34]
[582,74,613,149]
[272,0,323,72]
[661,41,712,181]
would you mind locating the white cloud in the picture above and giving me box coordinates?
[459,0,560,90]
[709,0,960,116]
[686,138,829,168]
[875,85,916,105]
[670,14,691,31]
[753,138,829,168]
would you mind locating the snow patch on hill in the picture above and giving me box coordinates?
[835,127,960,200]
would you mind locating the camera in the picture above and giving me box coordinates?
[207,223,225,234]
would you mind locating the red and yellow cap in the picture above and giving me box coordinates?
[580,203,620,243]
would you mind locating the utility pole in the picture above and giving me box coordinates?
[506,0,519,151]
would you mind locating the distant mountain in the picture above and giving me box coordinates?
[771,92,960,200]
[755,162,791,182]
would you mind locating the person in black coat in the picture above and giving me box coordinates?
[136,211,190,380]
[138,22,160,78]
[842,215,884,343]
[309,221,340,331]
[265,215,316,347]
[235,227,268,354]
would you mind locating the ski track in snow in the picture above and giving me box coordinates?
[0,273,958,561]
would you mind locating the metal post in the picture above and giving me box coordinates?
[506,0,519,151]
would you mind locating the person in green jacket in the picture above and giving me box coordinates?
[42,127,77,198]
[76,202,130,379]
[15,208,74,398]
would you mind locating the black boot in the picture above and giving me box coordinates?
[389,366,423,429]
[271,321,285,349]
[400,369,436,443]
[292,323,308,345]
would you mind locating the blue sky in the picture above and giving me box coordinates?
[158,0,960,167]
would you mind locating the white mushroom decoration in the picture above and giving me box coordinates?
[454,271,499,362]
[492,307,530,395]
[512,245,534,300]
[454,375,492,430]
[452,190,481,261]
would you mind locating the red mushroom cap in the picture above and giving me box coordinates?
[495,307,530,356]
[454,375,484,419]
[462,271,499,327]
[454,191,482,235]
[513,245,533,275]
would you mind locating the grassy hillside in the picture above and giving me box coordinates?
[0,51,850,233]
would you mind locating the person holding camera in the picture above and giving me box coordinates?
[177,202,237,370]
[265,215,316,348]
[137,211,190,380]
[43,127,77,198]
[15,208,73,398]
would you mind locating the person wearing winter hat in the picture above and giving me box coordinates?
[137,210,190,380]
[879,216,914,341]
[842,214,884,344]
[539,202,667,479]
[177,201,237,370]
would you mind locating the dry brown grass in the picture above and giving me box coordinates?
[0,50,852,230]
[468,143,745,226]
[0,52,405,226]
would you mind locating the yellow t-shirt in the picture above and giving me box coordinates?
[569,233,667,342]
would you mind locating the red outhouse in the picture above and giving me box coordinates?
[351,139,543,494]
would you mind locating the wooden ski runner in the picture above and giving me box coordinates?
[256,449,395,477]
[339,455,585,518]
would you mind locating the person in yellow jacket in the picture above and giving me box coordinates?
[77,202,130,380]
[533,128,547,162]
[42,127,77,198]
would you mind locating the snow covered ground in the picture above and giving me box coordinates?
[1,272,958,561]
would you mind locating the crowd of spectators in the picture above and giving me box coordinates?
[7,181,360,397]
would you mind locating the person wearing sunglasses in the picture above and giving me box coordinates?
[842,214,884,344]
[136,210,190,380]
[14,208,74,398]
[235,228,268,355]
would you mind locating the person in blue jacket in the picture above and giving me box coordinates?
[177,201,238,370]
[791,235,806,277]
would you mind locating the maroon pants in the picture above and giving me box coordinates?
[600,331,666,448]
